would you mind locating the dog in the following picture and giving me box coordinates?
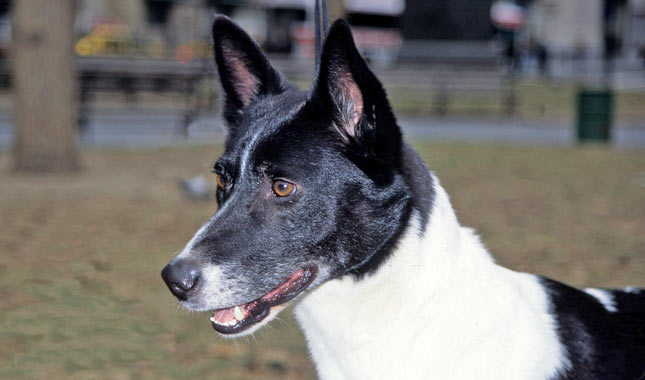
[162,16,645,380]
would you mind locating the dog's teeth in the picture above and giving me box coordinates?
[234,306,244,320]
[210,316,238,327]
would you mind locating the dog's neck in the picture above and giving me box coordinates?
[294,175,567,379]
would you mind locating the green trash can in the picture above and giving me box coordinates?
[577,89,613,142]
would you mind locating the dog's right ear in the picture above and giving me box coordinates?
[212,16,288,127]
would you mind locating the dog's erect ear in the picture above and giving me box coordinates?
[309,20,400,160]
[212,16,288,127]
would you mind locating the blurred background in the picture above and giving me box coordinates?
[0,1,643,379]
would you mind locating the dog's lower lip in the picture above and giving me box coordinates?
[209,266,317,334]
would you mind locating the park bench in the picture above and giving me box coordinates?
[76,56,215,136]
[375,67,520,116]
[0,56,215,137]
[0,56,519,129]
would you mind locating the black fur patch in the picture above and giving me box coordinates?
[541,278,645,380]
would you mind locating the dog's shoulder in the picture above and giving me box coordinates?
[540,278,645,380]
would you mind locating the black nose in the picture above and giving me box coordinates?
[161,260,201,301]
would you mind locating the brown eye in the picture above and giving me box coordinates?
[216,173,227,189]
[272,180,295,197]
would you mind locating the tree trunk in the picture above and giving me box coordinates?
[13,0,79,172]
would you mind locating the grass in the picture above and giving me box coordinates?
[0,142,644,379]
[291,77,645,122]
[386,82,645,121]
[95,76,645,123]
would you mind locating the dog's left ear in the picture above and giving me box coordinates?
[212,15,289,127]
[308,20,401,160]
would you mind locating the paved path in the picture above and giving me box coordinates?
[0,110,643,149]
[400,117,645,148]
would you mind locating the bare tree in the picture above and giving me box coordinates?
[13,0,79,172]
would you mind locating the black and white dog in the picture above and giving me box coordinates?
[162,16,645,380]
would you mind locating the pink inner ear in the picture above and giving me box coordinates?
[332,71,364,139]
[222,42,260,108]
[343,78,363,128]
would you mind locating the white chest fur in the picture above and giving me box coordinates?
[294,176,568,380]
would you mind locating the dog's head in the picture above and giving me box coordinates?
[162,16,422,337]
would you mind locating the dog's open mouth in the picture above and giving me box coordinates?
[209,267,317,334]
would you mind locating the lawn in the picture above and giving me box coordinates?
[1,142,643,380]
[291,76,645,122]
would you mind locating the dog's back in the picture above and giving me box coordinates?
[543,280,645,379]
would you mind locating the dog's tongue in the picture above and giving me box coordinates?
[212,308,235,324]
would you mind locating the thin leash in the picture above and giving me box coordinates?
[314,0,329,72]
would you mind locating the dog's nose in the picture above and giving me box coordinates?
[161,260,201,301]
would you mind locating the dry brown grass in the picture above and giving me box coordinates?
[0,142,643,379]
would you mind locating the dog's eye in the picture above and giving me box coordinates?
[272,180,295,197]
[216,173,228,189]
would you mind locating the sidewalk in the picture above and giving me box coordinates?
[400,116,645,148]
